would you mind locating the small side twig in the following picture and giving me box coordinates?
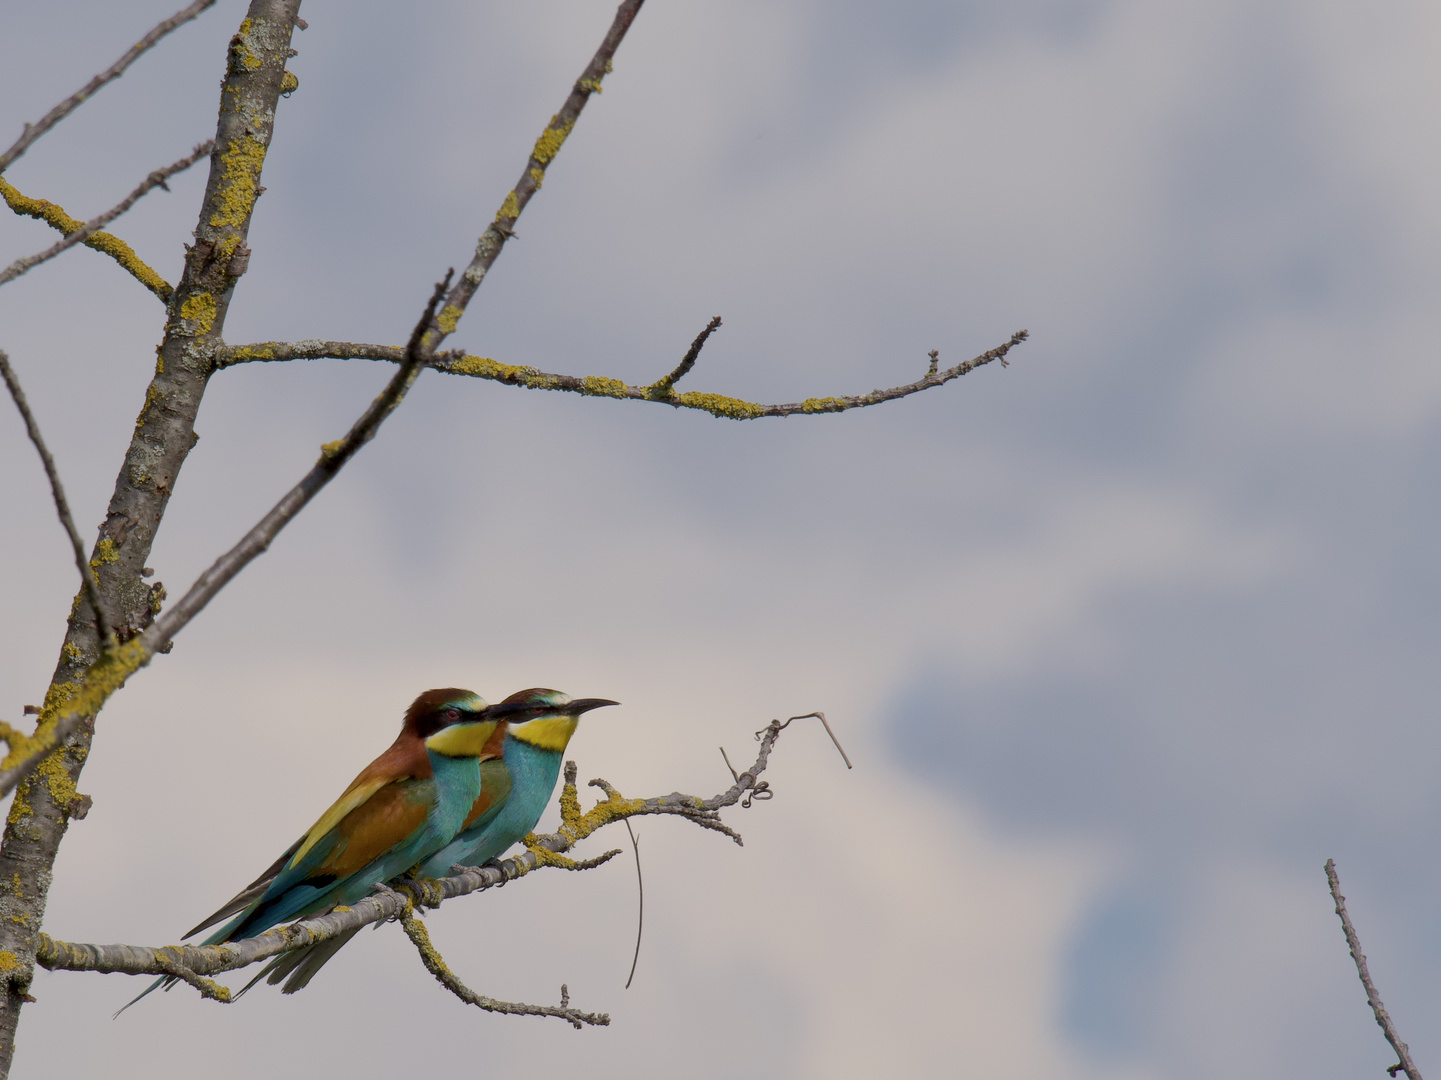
[765,711,852,770]
[1326,859,1424,1080]
[0,348,114,644]
[0,0,218,174]
[398,904,608,1029]
[0,141,213,289]
[647,315,721,396]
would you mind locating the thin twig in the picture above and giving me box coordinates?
[648,316,721,395]
[421,0,646,349]
[624,820,642,989]
[0,275,453,799]
[40,713,806,987]
[216,329,1029,421]
[139,271,453,654]
[399,904,608,1029]
[0,0,218,174]
[0,141,212,289]
[1325,859,1424,1080]
[768,711,852,770]
[0,348,114,643]
[0,176,175,300]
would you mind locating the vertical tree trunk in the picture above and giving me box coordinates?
[0,3,301,1070]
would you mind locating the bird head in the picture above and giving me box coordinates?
[405,688,503,759]
[497,688,619,752]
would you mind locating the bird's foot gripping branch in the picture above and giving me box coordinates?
[37,714,836,1026]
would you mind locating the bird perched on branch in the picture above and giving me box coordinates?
[416,688,618,879]
[119,687,509,1012]
[255,688,619,994]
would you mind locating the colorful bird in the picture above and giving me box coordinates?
[120,688,508,1011]
[415,688,619,879]
[261,688,619,994]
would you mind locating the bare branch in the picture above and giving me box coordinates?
[0,273,452,800]
[217,328,1029,420]
[39,713,810,986]
[0,176,176,301]
[648,316,721,395]
[422,0,646,352]
[0,348,114,643]
[1325,860,1424,1080]
[399,903,608,1029]
[140,270,454,656]
[0,0,218,174]
[0,141,211,290]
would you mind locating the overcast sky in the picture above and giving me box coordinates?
[3,1,1441,1077]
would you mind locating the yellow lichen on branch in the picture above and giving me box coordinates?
[1,641,151,822]
[207,135,266,231]
[0,176,173,301]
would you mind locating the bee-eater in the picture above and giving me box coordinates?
[415,688,619,878]
[259,688,618,994]
[120,688,506,1012]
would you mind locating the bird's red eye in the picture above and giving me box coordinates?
[444,707,460,721]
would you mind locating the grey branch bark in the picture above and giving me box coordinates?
[0,5,301,1073]
[216,328,1029,420]
[0,141,213,288]
[0,349,115,644]
[0,0,218,174]
[1325,860,1424,1080]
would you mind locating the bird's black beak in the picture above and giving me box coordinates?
[569,698,620,715]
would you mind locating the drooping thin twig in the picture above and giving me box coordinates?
[0,275,453,800]
[0,142,212,290]
[0,0,218,174]
[1325,860,1424,1080]
[398,903,607,1029]
[0,349,114,644]
[217,329,1029,421]
[648,316,721,395]
[624,820,642,989]
[39,713,806,988]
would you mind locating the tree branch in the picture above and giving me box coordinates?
[399,903,608,1028]
[1325,859,1424,1080]
[0,141,211,291]
[420,0,646,352]
[217,329,1028,420]
[38,714,817,995]
[0,0,219,174]
[0,348,115,644]
[0,272,453,800]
